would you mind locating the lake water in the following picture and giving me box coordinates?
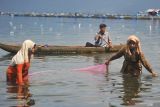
[0,16,160,107]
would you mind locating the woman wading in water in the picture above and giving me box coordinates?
[7,40,36,85]
[105,35,157,77]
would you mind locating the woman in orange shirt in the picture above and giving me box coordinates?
[7,40,36,85]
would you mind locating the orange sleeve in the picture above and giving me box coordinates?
[16,64,24,85]
[23,62,30,82]
[24,62,30,72]
[23,62,30,76]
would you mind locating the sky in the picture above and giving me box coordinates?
[0,0,160,14]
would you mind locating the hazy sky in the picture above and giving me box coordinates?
[0,0,160,14]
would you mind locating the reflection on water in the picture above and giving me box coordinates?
[103,74,155,107]
[0,54,14,62]
[0,52,159,107]
[7,84,35,107]
[0,16,160,107]
[148,20,160,36]
[121,75,142,106]
[78,53,113,64]
[0,54,35,106]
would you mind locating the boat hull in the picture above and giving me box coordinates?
[0,43,124,55]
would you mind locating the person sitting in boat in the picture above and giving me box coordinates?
[105,35,157,77]
[94,24,112,47]
[7,40,36,85]
[85,24,112,47]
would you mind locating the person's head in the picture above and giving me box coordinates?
[99,24,107,33]
[126,35,142,55]
[128,39,137,50]
[21,40,36,62]
[29,44,36,54]
[11,40,36,65]
[22,40,36,54]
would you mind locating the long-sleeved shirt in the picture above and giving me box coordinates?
[95,32,111,47]
[109,46,153,76]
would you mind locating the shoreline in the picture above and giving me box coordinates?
[0,11,160,20]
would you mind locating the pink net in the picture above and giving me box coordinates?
[73,64,107,74]
[29,71,52,77]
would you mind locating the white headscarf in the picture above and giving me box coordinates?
[10,40,36,66]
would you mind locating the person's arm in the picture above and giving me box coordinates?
[108,36,112,47]
[101,35,112,47]
[100,35,109,45]
[95,34,100,41]
[105,47,125,65]
[23,62,30,82]
[109,47,124,61]
[16,64,24,85]
[140,53,157,76]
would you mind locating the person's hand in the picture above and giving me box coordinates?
[18,82,25,86]
[108,41,113,48]
[108,44,112,48]
[24,80,30,86]
[105,60,110,65]
[99,35,103,38]
[152,71,158,77]
[24,63,30,71]
[16,79,24,86]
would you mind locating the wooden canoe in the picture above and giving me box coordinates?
[0,42,125,55]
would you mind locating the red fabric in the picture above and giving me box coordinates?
[7,66,17,84]
[23,62,30,82]
[16,64,23,85]
[7,63,30,85]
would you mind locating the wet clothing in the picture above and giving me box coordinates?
[109,46,153,76]
[95,32,110,47]
[7,63,30,85]
[7,40,35,85]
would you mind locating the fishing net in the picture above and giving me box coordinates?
[73,64,107,74]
